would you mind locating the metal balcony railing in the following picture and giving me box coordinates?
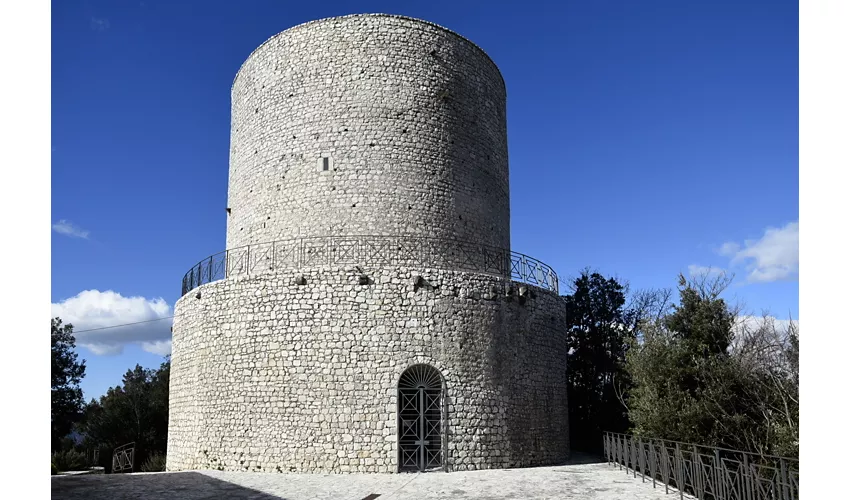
[181,234,559,296]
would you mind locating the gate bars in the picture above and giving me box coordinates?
[603,432,798,500]
[111,442,135,473]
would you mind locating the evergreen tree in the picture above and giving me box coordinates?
[51,317,87,451]
[564,271,637,452]
[80,357,171,467]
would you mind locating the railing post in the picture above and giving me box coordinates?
[603,433,608,463]
[743,452,751,500]
[522,255,528,282]
[639,437,645,482]
[676,442,683,500]
[622,435,627,471]
[631,436,637,478]
[650,440,657,488]
[714,448,722,499]
[621,435,627,471]
[780,457,788,500]
[617,435,623,470]
[325,236,330,266]
[693,444,702,499]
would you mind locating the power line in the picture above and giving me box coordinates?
[72,316,176,334]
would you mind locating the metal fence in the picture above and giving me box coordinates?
[603,432,798,500]
[181,234,559,296]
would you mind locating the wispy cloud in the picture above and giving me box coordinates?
[90,17,110,31]
[52,220,90,239]
[717,221,799,283]
[51,290,173,356]
[687,264,726,278]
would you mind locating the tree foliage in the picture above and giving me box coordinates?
[624,273,798,458]
[79,357,171,468]
[563,270,641,452]
[51,317,86,451]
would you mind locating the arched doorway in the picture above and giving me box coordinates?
[397,364,444,472]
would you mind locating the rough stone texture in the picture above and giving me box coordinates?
[168,13,568,475]
[168,266,567,473]
[225,14,510,252]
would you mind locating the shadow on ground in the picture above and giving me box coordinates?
[52,471,288,500]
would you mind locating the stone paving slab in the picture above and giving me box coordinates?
[52,459,687,500]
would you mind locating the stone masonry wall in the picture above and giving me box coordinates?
[167,266,568,473]
[225,14,510,253]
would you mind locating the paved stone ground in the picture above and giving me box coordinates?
[52,456,686,500]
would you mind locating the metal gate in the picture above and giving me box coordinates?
[112,442,135,473]
[398,365,444,472]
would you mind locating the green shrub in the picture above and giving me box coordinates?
[141,452,167,472]
[51,462,57,475]
[51,449,87,471]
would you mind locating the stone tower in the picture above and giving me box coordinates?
[167,14,568,474]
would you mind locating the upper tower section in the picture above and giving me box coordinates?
[226,14,510,252]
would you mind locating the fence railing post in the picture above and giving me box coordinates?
[631,436,637,478]
[639,437,645,482]
[676,442,684,500]
[715,448,722,499]
[617,435,623,471]
[693,444,702,499]
[603,433,609,463]
[780,457,789,500]
[650,440,657,488]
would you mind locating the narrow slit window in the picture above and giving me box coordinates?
[317,156,333,172]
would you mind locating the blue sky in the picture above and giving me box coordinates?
[51,0,799,401]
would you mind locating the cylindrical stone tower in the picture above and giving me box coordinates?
[225,13,509,252]
[168,14,568,474]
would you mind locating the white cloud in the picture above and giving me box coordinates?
[717,221,798,283]
[735,314,799,337]
[52,220,90,239]
[718,242,740,257]
[731,314,799,363]
[51,290,173,356]
[687,264,726,278]
[140,340,172,356]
